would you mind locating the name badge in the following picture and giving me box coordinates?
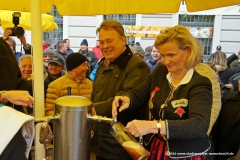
[171,99,188,108]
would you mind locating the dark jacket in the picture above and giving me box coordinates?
[125,65,212,159]
[78,49,98,73]
[217,91,240,160]
[91,45,150,159]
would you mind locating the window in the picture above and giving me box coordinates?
[104,14,136,46]
[179,15,214,60]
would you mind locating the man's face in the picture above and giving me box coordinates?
[19,58,32,79]
[72,61,89,80]
[61,43,68,53]
[43,53,52,67]
[99,28,126,61]
[81,44,88,51]
[48,62,63,76]
[151,46,161,62]
[65,40,70,48]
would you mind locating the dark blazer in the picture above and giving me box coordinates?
[125,65,213,159]
[91,45,150,159]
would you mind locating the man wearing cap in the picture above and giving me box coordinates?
[44,54,64,84]
[78,39,98,73]
[43,48,55,71]
[208,45,224,61]
[90,20,150,160]
[45,53,92,116]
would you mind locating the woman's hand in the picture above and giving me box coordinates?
[125,120,166,137]
[125,120,155,137]
[112,96,130,118]
[1,91,34,107]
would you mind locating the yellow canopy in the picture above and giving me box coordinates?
[0,10,58,32]
[0,0,239,15]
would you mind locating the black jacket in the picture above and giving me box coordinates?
[90,45,150,159]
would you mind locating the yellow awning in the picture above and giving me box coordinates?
[0,0,239,15]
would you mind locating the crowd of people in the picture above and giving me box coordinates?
[1,20,240,160]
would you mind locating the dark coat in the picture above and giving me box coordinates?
[217,91,240,160]
[91,45,150,159]
[77,49,98,73]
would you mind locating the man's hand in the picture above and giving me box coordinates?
[3,28,13,40]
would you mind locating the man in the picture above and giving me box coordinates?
[144,46,152,61]
[92,40,102,60]
[146,46,161,72]
[63,39,73,55]
[1,28,31,61]
[18,55,32,80]
[91,20,150,160]
[56,41,67,70]
[216,45,222,53]
[43,48,55,71]
[45,53,92,116]
[78,39,98,73]
[44,54,64,84]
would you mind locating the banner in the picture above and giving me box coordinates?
[124,25,213,38]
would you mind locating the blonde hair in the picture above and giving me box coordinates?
[210,52,228,70]
[154,25,203,68]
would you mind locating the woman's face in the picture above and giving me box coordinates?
[157,41,190,75]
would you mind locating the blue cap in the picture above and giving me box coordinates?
[216,45,221,50]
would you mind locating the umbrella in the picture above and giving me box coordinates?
[0,0,239,15]
[0,10,58,32]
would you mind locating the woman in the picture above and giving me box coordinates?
[210,51,240,84]
[112,25,213,159]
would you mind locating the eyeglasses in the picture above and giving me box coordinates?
[160,28,181,37]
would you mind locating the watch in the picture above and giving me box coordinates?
[156,120,161,134]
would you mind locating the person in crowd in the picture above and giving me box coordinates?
[0,38,34,160]
[55,41,67,70]
[43,38,51,50]
[44,54,64,84]
[0,90,34,160]
[210,51,240,84]
[1,28,31,61]
[19,55,32,80]
[45,53,92,116]
[63,39,73,55]
[216,79,240,160]
[78,39,98,73]
[146,46,162,72]
[216,45,222,53]
[43,47,55,72]
[144,46,153,61]
[90,20,150,160]
[208,45,225,61]
[132,41,141,52]
[92,40,102,60]
[133,46,145,58]
[0,38,33,113]
[112,25,217,159]
[229,49,240,68]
